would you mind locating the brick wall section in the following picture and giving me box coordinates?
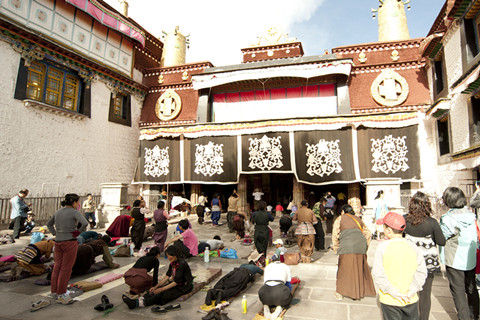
[0,41,141,197]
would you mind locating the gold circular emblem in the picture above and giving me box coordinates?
[155,89,182,121]
[370,69,409,107]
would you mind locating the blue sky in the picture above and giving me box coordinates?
[293,0,446,56]
[106,0,446,66]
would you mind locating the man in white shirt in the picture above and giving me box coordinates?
[253,189,264,211]
[258,261,293,319]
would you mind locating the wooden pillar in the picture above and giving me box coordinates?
[292,176,304,207]
[190,184,200,206]
[348,183,361,215]
[238,175,248,213]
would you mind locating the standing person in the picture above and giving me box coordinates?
[197,193,207,225]
[131,200,146,251]
[373,190,389,239]
[46,193,88,305]
[153,201,171,252]
[253,188,264,211]
[227,190,240,233]
[123,246,193,309]
[324,192,336,234]
[372,212,427,320]
[275,202,284,218]
[82,194,96,228]
[10,189,30,240]
[439,187,479,320]
[211,194,222,226]
[293,200,317,263]
[404,192,446,320]
[124,246,161,295]
[332,204,375,300]
[312,198,327,251]
[252,201,274,256]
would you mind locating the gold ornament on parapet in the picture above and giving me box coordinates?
[358,51,367,63]
[251,27,297,46]
[155,89,182,121]
[182,71,188,81]
[158,74,164,84]
[391,50,399,61]
[370,69,409,107]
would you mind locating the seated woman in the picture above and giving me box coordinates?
[123,246,161,295]
[165,219,198,258]
[258,261,293,320]
[122,246,193,309]
[71,235,116,276]
[13,239,55,276]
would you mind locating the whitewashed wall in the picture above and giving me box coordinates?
[0,41,141,197]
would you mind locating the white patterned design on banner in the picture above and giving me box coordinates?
[248,135,283,170]
[144,145,170,177]
[194,141,224,176]
[371,135,409,174]
[305,139,343,177]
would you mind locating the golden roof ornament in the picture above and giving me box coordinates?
[251,27,297,47]
[358,51,367,63]
[391,50,399,61]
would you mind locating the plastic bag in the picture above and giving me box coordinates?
[220,248,238,259]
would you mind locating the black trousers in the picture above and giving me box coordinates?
[446,266,479,320]
[381,302,419,320]
[418,274,433,320]
[227,211,235,232]
[12,216,26,239]
[197,205,205,224]
[144,283,193,306]
[258,284,292,308]
[314,218,325,250]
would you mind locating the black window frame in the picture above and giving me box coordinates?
[437,116,451,156]
[108,93,131,126]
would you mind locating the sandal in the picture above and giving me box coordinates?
[31,299,50,312]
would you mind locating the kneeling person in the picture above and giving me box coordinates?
[258,261,293,320]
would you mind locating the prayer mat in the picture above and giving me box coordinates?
[0,270,31,282]
[94,272,123,285]
[65,286,84,298]
[176,267,222,302]
[87,261,118,273]
[71,280,102,292]
[0,255,15,262]
[34,278,50,286]
[0,262,12,273]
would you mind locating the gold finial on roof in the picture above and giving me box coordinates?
[251,27,297,47]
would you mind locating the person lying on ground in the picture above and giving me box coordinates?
[198,235,224,253]
[71,235,116,276]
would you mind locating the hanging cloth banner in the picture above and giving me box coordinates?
[294,128,356,185]
[140,138,181,184]
[357,125,420,180]
[66,0,146,47]
[183,136,238,184]
[241,132,292,173]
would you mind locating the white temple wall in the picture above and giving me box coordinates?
[443,26,463,86]
[0,41,141,197]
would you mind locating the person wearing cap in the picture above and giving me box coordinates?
[271,239,286,262]
[372,211,427,320]
[439,187,479,320]
[332,204,375,301]
[30,227,48,244]
[293,200,317,263]
[404,192,446,320]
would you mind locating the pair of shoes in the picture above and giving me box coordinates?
[151,304,181,313]
[202,309,232,320]
[94,295,113,311]
[56,293,74,305]
[122,294,137,309]
[334,292,343,301]
[31,299,51,312]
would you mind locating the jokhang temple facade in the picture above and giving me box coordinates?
[1,0,477,224]
[136,0,437,221]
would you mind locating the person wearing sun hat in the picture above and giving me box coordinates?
[372,211,427,320]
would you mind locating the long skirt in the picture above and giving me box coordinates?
[153,230,168,252]
[336,254,376,300]
[124,267,153,295]
[297,234,315,261]
[254,226,269,255]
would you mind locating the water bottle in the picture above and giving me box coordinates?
[129,243,135,256]
[280,252,285,263]
[204,247,210,263]
[241,295,247,313]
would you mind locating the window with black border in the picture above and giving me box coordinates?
[108,93,131,126]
